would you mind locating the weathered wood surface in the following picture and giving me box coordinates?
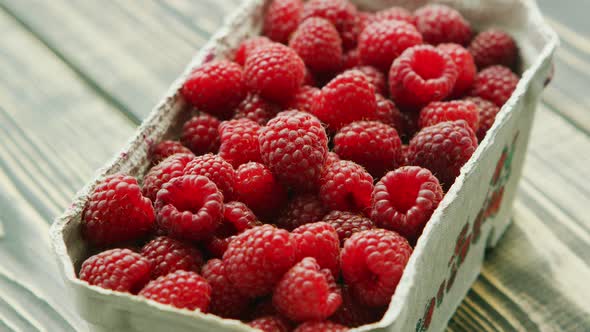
[0,0,588,331]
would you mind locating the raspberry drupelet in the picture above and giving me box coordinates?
[139,270,211,312]
[82,174,155,246]
[319,160,374,213]
[141,236,204,279]
[371,166,444,244]
[79,249,151,293]
[180,113,221,155]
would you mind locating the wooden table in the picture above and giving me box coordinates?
[0,1,588,331]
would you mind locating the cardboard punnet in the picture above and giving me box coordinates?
[49,1,558,331]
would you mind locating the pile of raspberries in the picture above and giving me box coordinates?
[78,1,519,331]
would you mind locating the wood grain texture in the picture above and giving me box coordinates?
[0,0,587,331]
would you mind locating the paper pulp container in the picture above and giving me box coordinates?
[49,0,558,331]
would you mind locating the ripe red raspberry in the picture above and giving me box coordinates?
[234,162,287,221]
[202,258,251,319]
[341,229,412,307]
[181,61,245,118]
[206,201,261,258]
[291,222,340,277]
[414,4,472,46]
[284,85,321,114]
[276,194,328,230]
[469,29,517,69]
[330,285,384,327]
[155,175,224,241]
[223,225,296,297]
[82,174,155,246]
[319,160,374,213]
[79,249,151,293]
[234,36,272,66]
[342,48,360,69]
[333,121,403,178]
[352,66,386,95]
[149,140,193,166]
[140,236,204,278]
[139,270,211,312]
[259,111,328,191]
[248,316,290,332]
[470,65,519,107]
[358,20,423,71]
[389,45,458,110]
[407,120,478,190]
[374,94,403,133]
[464,97,501,141]
[437,43,476,98]
[245,43,305,103]
[273,258,342,321]
[373,7,416,26]
[184,154,236,200]
[234,93,279,125]
[325,151,341,166]
[263,0,303,43]
[142,153,194,202]
[289,18,343,74]
[371,166,444,243]
[418,100,480,133]
[180,113,221,155]
[314,70,377,130]
[218,119,262,168]
[294,321,348,332]
[321,211,374,245]
[302,0,359,50]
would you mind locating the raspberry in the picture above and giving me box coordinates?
[155,175,224,241]
[325,151,341,166]
[437,43,476,97]
[276,194,328,230]
[341,229,412,307]
[142,153,194,202]
[140,236,204,278]
[469,29,518,69]
[371,166,444,243]
[414,4,472,46]
[234,93,279,125]
[314,70,377,130]
[181,61,245,118]
[407,120,478,190]
[273,258,342,321]
[330,285,383,327]
[342,48,360,70]
[82,174,155,246]
[263,0,303,43]
[373,7,416,26]
[469,65,519,107]
[289,18,343,74]
[291,222,340,277]
[245,43,306,103]
[284,85,321,114]
[319,160,374,213]
[180,113,221,155]
[202,258,251,319]
[389,45,458,110]
[333,121,403,178]
[321,211,374,245]
[139,270,211,312]
[234,162,287,221]
[218,119,262,168]
[223,225,296,297]
[206,201,261,258]
[374,93,403,133]
[418,100,480,133]
[235,36,272,66]
[184,154,236,201]
[352,66,386,95]
[302,0,359,50]
[294,321,348,332]
[465,97,501,141]
[358,20,423,71]
[79,249,151,293]
[248,316,290,332]
[150,140,193,166]
[259,111,328,191]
